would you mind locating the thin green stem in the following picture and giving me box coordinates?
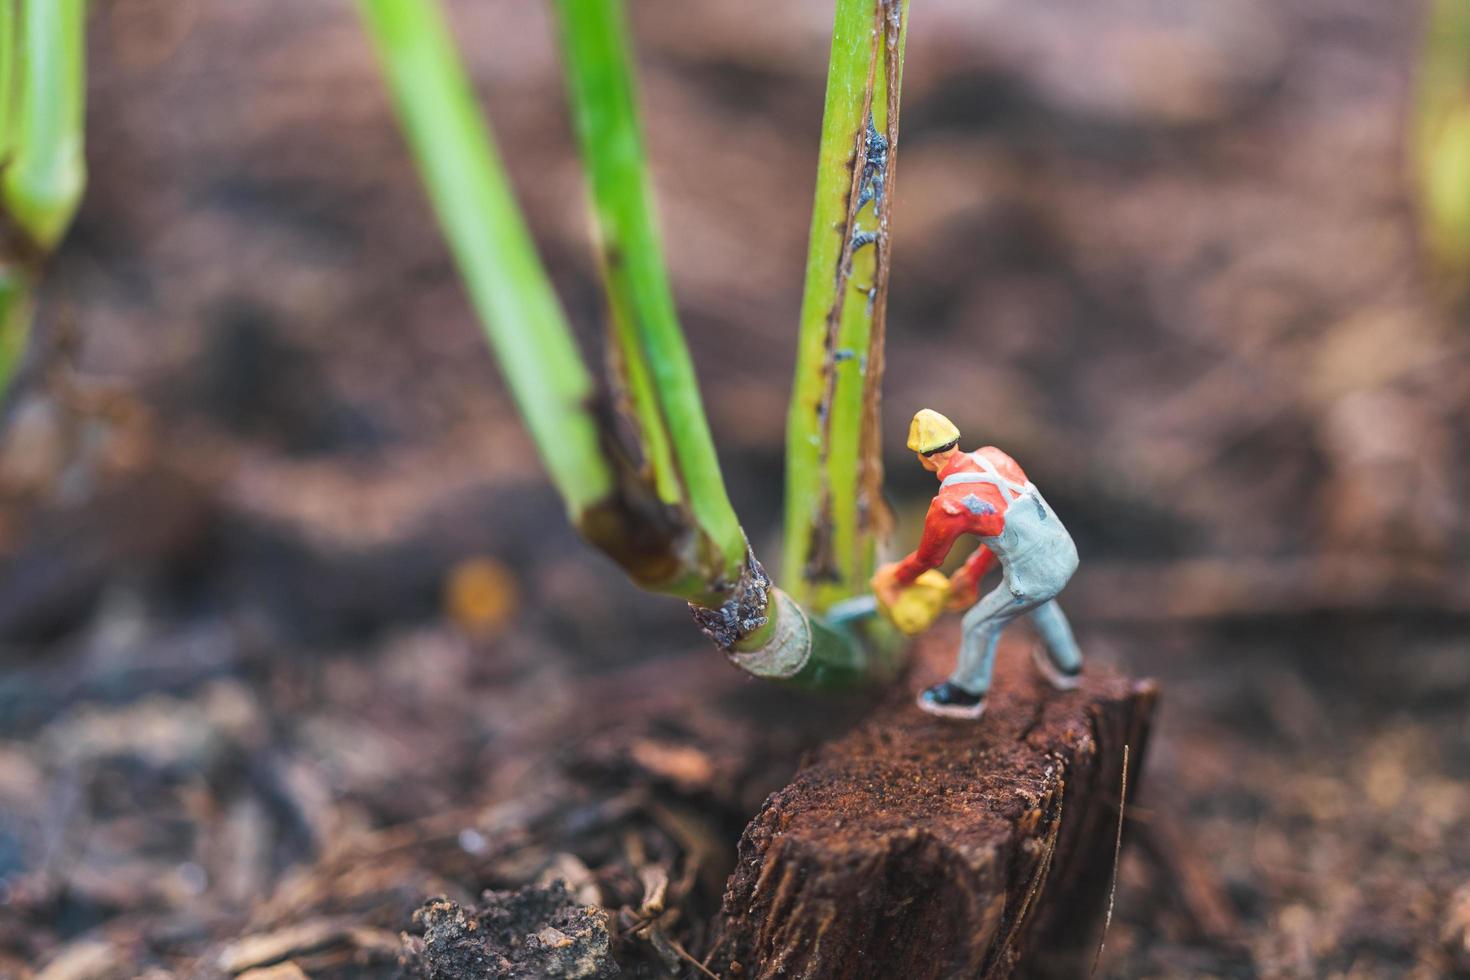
[0,1,16,163]
[2,0,87,251]
[356,0,612,515]
[0,2,19,392]
[0,272,30,392]
[551,0,746,581]
[1416,0,1470,288]
[784,0,909,609]
[1,0,87,396]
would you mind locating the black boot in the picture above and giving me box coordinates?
[916,681,987,720]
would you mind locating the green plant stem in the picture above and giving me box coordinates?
[356,0,613,515]
[0,1,15,162]
[783,0,909,611]
[0,272,30,393]
[3,0,87,251]
[0,2,19,392]
[1416,0,1470,289]
[551,0,746,583]
[0,0,87,396]
[727,584,903,688]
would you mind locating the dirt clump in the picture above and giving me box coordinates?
[399,881,619,980]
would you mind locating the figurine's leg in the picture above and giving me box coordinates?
[954,586,1023,693]
[917,585,1023,720]
[1027,599,1083,690]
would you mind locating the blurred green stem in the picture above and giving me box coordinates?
[0,1,15,160]
[3,0,87,251]
[0,1,19,392]
[784,0,909,610]
[1416,0,1470,291]
[0,274,29,391]
[356,0,613,514]
[0,0,89,394]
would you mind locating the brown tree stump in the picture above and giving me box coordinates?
[710,627,1158,980]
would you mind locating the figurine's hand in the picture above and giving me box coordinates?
[870,563,904,611]
[946,567,980,611]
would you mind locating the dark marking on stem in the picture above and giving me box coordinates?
[803,496,838,584]
[689,547,770,651]
[847,121,885,253]
[855,114,889,213]
[857,0,905,548]
[575,392,714,593]
[601,321,646,473]
[596,239,696,512]
[576,480,690,591]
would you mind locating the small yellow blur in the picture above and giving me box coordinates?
[445,556,519,638]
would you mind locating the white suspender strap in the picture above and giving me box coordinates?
[938,452,1029,501]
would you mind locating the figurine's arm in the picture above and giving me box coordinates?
[891,499,969,586]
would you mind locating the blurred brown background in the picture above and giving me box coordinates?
[0,0,1466,977]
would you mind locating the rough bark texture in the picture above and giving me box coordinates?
[710,626,1157,980]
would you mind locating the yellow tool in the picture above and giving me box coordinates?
[876,568,951,636]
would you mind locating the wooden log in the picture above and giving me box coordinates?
[710,626,1158,980]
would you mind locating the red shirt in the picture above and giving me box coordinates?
[892,447,1028,586]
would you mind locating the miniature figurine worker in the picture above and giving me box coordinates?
[873,410,1083,720]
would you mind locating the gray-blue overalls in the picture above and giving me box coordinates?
[940,453,1083,694]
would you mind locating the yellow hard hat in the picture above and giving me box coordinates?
[907,409,960,454]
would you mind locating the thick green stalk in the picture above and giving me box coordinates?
[3,0,86,251]
[783,0,909,610]
[728,584,903,688]
[550,0,745,583]
[1416,0,1470,290]
[356,0,612,515]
